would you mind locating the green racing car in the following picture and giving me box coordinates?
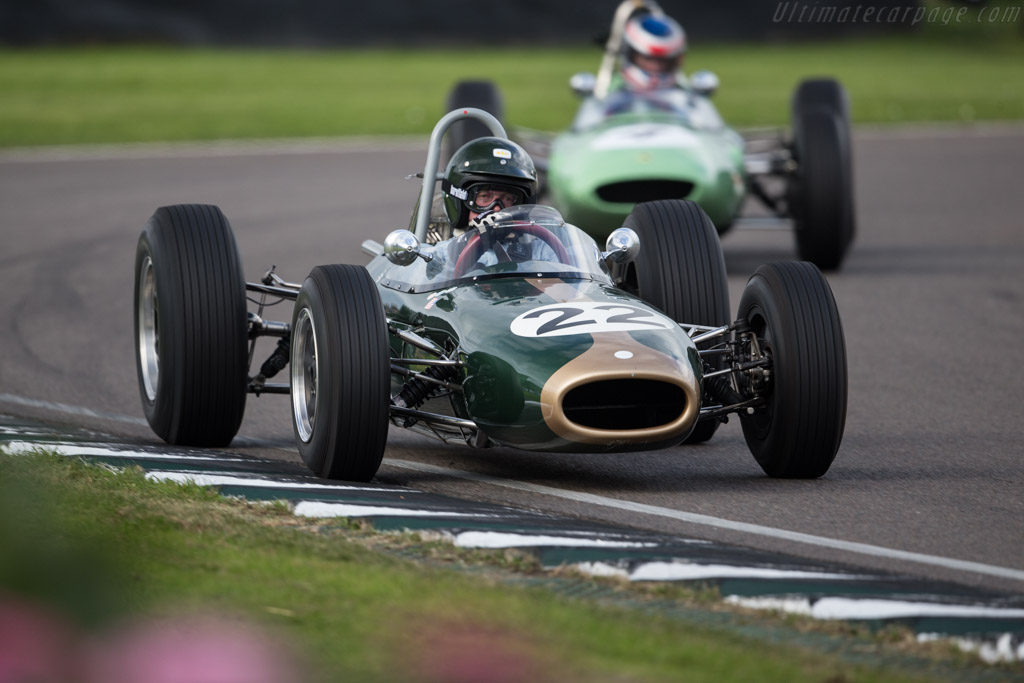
[132,108,848,483]
[445,0,856,270]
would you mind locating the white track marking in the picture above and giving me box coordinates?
[3,392,1024,585]
[577,561,861,582]
[1,439,248,462]
[385,459,1024,584]
[293,501,499,519]
[147,471,399,493]
[451,531,657,549]
[725,596,1024,621]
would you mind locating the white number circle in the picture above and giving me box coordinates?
[510,302,675,338]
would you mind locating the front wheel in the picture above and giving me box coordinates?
[134,204,248,446]
[291,265,390,481]
[737,262,847,478]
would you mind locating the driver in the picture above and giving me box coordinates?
[441,137,560,266]
[620,13,686,92]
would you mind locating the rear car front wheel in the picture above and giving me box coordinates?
[623,199,730,444]
[133,204,249,446]
[291,264,390,481]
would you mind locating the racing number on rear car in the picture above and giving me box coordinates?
[511,302,674,338]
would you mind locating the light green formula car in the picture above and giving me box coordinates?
[446,0,855,270]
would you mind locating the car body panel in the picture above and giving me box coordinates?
[547,91,747,240]
[367,233,703,453]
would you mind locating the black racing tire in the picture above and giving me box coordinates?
[291,264,390,482]
[134,204,248,446]
[793,78,850,130]
[445,80,504,161]
[623,200,730,444]
[790,78,856,270]
[737,262,847,478]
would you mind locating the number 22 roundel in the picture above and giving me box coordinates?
[510,302,674,338]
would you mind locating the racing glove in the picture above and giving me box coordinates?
[468,210,500,234]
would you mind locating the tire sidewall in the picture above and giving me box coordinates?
[736,272,791,463]
[292,278,332,474]
[134,218,181,439]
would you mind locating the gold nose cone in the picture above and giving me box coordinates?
[540,332,700,445]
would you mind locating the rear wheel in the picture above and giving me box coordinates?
[794,78,850,129]
[789,78,855,270]
[737,262,847,477]
[445,80,503,160]
[623,200,730,443]
[291,265,390,481]
[134,204,248,446]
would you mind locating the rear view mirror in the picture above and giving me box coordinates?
[603,227,640,264]
[691,70,720,98]
[384,230,431,266]
[569,72,596,98]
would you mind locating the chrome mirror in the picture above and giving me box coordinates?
[383,229,431,266]
[691,70,720,98]
[603,227,640,264]
[569,72,596,98]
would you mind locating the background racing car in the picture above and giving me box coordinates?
[445,0,856,270]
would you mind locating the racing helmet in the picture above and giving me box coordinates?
[621,14,686,91]
[442,137,539,230]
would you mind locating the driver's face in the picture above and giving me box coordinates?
[467,184,523,221]
[473,187,520,209]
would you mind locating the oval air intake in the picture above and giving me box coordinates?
[563,379,686,430]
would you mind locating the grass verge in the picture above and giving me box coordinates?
[0,23,1022,147]
[0,450,990,682]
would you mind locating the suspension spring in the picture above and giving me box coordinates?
[392,364,460,410]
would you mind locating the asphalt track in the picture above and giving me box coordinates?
[1,126,1022,593]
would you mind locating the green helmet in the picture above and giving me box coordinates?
[442,137,539,230]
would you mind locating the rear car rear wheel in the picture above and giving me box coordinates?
[737,262,847,477]
[789,78,855,271]
[134,204,248,446]
[623,199,730,444]
[445,80,504,160]
[291,264,390,482]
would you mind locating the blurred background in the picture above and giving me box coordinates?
[0,0,1021,147]
[3,0,931,45]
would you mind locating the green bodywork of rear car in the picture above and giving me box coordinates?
[547,88,747,241]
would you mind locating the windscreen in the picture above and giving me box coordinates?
[380,205,614,292]
[572,87,724,131]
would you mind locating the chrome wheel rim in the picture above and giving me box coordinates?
[138,256,159,402]
[291,307,318,443]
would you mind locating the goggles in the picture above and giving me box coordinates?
[465,183,528,212]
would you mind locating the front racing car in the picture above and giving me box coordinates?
[367,204,704,453]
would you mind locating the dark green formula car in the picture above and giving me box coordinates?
[133,109,848,483]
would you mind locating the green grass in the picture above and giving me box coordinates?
[0,452,947,682]
[0,22,1022,147]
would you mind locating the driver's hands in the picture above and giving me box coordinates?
[468,210,499,233]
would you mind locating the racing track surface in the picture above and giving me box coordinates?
[1,126,1023,593]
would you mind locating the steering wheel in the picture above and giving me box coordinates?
[453,223,572,279]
